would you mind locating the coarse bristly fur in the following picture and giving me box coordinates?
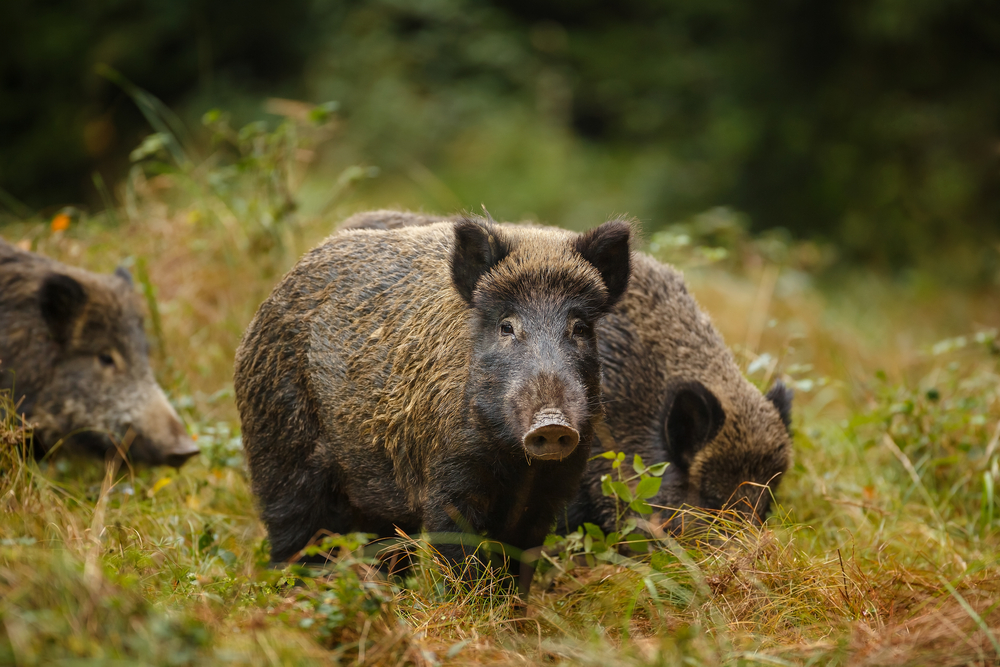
[564,251,793,536]
[336,211,793,538]
[233,214,632,587]
[0,238,198,466]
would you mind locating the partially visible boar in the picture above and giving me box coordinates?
[234,216,631,586]
[0,239,199,467]
[339,211,792,535]
[566,252,793,535]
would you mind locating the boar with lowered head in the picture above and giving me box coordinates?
[565,252,793,536]
[234,216,631,585]
[0,239,199,467]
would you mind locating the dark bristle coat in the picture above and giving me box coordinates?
[233,217,632,582]
[335,211,793,537]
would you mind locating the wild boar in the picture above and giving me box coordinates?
[564,252,793,536]
[234,216,631,586]
[0,238,199,467]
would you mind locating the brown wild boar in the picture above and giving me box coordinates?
[340,211,793,536]
[0,238,199,466]
[233,216,631,586]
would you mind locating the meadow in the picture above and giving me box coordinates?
[2,109,1000,666]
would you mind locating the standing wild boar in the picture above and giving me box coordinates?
[339,211,793,535]
[0,239,199,467]
[233,216,631,583]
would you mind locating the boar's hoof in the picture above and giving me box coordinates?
[523,409,579,460]
[163,439,201,468]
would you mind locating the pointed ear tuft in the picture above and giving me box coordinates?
[765,381,794,432]
[451,217,511,304]
[574,219,632,309]
[114,266,134,286]
[664,380,726,470]
[38,273,87,345]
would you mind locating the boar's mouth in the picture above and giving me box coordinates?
[160,438,201,468]
[129,432,200,468]
[522,408,580,460]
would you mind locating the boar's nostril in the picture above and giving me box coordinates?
[523,409,580,460]
[526,425,578,449]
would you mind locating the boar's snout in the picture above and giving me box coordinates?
[523,408,580,460]
[132,386,200,467]
[162,437,200,468]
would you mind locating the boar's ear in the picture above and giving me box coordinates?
[574,219,632,309]
[114,266,134,286]
[765,381,794,432]
[451,217,511,304]
[663,380,725,471]
[38,273,87,345]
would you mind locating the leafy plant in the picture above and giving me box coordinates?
[553,451,668,568]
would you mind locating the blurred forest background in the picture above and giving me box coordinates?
[3,0,1000,280]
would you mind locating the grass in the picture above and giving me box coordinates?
[3,113,1000,665]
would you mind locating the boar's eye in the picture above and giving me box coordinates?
[97,353,116,368]
[499,321,515,337]
[571,321,589,338]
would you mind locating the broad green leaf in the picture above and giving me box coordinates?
[636,476,662,499]
[633,454,645,474]
[610,481,633,502]
[630,498,653,514]
[623,532,649,553]
[583,522,605,541]
[648,462,669,477]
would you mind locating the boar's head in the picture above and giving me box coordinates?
[452,217,632,462]
[657,378,793,532]
[29,267,199,467]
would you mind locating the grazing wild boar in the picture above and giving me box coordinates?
[564,251,793,536]
[339,211,793,536]
[0,239,199,467]
[234,216,631,586]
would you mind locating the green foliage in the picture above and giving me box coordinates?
[0,0,319,210]
[122,90,355,267]
[6,0,1000,275]
[850,329,1000,541]
[550,451,668,567]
